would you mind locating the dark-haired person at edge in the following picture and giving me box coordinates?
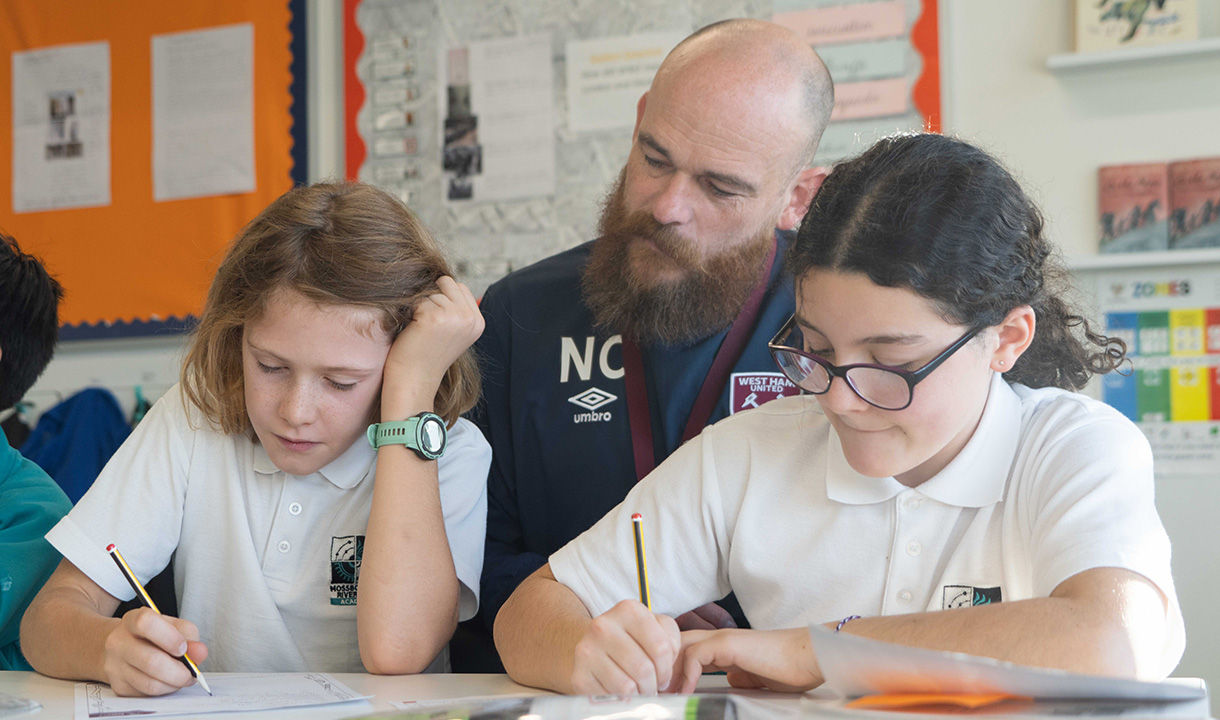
[0,233,72,670]
[456,18,835,670]
[495,134,1184,694]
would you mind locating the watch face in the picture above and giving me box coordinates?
[420,417,445,453]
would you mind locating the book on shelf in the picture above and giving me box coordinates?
[1098,163,1170,253]
[1169,157,1220,249]
[1075,0,1199,53]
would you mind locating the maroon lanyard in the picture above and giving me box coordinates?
[621,239,777,481]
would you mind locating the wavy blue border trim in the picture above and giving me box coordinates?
[60,316,196,342]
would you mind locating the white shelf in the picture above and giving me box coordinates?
[1067,247,1220,271]
[1047,37,1220,71]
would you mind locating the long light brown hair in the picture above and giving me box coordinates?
[181,181,480,432]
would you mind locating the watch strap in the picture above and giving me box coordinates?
[366,412,446,460]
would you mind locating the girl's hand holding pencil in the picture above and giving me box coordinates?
[103,544,211,697]
[102,606,210,697]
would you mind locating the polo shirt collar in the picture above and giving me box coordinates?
[826,373,1020,508]
[252,433,376,489]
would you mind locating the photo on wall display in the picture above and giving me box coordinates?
[46,90,83,159]
[443,48,482,201]
[443,116,481,201]
[443,49,476,198]
[436,34,555,205]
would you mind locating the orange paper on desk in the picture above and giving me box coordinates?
[847,693,1030,710]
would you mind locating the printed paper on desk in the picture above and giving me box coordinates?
[809,624,1205,702]
[73,672,370,718]
[374,694,739,720]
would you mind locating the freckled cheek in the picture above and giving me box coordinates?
[332,387,381,429]
[245,382,287,432]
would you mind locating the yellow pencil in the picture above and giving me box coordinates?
[631,513,651,610]
[107,544,212,696]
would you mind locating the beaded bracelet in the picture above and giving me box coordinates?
[835,615,861,633]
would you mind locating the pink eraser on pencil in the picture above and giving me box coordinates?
[106,543,116,552]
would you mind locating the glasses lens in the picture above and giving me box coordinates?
[844,366,911,410]
[774,350,831,393]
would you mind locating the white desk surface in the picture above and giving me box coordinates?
[0,671,542,719]
[0,671,757,720]
[7,672,1206,720]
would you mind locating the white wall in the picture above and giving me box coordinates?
[20,0,1220,699]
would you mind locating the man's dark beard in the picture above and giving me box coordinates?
[581,174,775,346]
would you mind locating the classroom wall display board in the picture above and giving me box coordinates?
[1094,265,1220,478]
[343,0,940,298]
[0,0,308,340]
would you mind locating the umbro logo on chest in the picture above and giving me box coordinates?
[562,335,622,424]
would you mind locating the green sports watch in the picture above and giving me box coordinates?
[366,412,447,460]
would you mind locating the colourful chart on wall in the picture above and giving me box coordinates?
[1095,266,1220,477]
[0,0,308,339]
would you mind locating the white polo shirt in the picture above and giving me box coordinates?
[47,385,490,673]
[551,373,1186,676]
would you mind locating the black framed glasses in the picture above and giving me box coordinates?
[768,315,982,411]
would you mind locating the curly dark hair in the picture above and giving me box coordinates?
[787,133,1123,390]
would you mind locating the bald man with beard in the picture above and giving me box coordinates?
[461,19,833,677]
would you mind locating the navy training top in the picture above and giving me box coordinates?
[468,233,799,650]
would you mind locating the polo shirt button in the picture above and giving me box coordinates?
[289,502,303,516]
[898,590,912,603]
[906,540,921,556]
[278,540,291,553]
[904,498,921,511]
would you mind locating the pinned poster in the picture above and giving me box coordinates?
[830,77,908,121]
[152,23,256,201]
[11,40,111,213]
[772,0,941,166]
[773,0,906,46]
[440,34,555,204]
[566,31,685,133]
[816,38,907,83]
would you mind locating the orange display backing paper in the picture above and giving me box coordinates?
[0,0,295,328]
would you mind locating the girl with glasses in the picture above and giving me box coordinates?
[494,134,1183,695]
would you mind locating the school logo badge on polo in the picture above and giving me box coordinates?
[329,535,364,606]
[943,585,1002,609]
[729,372,798,414]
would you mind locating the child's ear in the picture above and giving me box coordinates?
[991,305,1035,372]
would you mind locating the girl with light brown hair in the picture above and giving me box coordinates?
[22,182,491,694]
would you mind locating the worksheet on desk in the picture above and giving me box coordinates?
[73,673,371,718]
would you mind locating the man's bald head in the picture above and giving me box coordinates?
[583,19,834,344]
[653,19,834,169]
